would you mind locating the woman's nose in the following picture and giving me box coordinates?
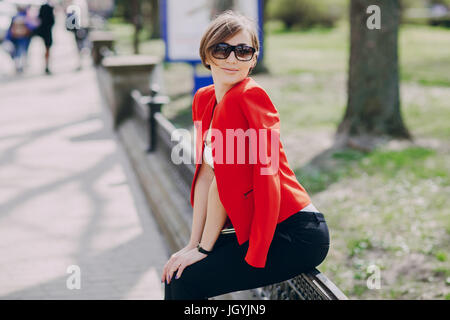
[225,50,238,63]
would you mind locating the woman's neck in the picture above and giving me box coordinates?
[214,82,234,104]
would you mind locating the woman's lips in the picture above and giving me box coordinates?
[221,67,239,73]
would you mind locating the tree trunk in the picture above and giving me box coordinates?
[150,0,160,39]
[336,0,411,151]
[132,0,142,54]
[253,0,269,74]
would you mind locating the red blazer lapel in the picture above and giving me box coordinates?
[193,91,216,167]
[200,93,217,141]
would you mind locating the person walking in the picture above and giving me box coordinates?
[66,0,90,70]
[5,5,38,74]
[162,10,331,300]
[34,0,55,75]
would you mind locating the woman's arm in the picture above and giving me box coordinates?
[199,176,228,251]
[166,176,226,283]
[162,162,214,284]
[189,162,215,247]
[163,172,226,283]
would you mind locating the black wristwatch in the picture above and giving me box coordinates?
[197,243,213,255]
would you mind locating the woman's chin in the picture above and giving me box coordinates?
[219,73,245,85]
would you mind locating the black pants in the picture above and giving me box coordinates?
[164,210,330,300]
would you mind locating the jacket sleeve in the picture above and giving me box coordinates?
[240,86,281,268]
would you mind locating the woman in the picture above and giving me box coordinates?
[162,10,330,300]
[34,1,55,74]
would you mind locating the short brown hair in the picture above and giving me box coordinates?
[199,10,260,75]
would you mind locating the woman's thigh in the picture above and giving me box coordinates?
[166,229,329,299]
[165,234,252,299]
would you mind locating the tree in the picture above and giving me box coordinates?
[131,0,142,54]
[336,0,412,151]
[253,0,269,74]
[149,0,160,39]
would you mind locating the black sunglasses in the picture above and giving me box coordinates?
[210,43,256,61]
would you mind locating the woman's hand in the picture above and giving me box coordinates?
[161,243,198,284]
[162,247,208,284]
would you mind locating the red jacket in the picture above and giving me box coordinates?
[190,77,312,268]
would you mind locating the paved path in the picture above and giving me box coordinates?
[0,11,169,299]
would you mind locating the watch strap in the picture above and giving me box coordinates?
[197,243,212,255]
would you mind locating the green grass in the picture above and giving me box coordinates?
[358,147,448,182]
[399,24,450,87]
[265,21,450,85]
[347,237,373,257]
[296,146,449,195]
[435,252,447,262]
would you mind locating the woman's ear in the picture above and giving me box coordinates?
[253,53,259,67]
[252,57,258,69]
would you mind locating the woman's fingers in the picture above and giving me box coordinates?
[167,263,177,282]
[162,255,177,282]
[173,250,206,281]
[175,264,186,280]
[161,261,170,282]
[167,262,182,284]
[161,247,191,283]
[164,255,183,284]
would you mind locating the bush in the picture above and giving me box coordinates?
[400,0,428,10]
[400,0,450,10]
[430,0,450,7]
[267,0,347,29]
[400,0,450,26]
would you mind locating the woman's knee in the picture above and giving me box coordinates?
[166,276,207,300]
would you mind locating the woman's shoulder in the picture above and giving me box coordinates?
[228,77,270,100]
[194,84,215,100]
[226,78,274,113]
[231,78,279,118]
[192,84,215,121]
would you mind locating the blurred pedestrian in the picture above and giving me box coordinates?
[66,0,90,70]
[34,0,55,75]
[5,5,38,74]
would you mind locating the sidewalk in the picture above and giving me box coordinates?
[0,12,169,299]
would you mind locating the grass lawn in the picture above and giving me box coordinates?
[108,18,450,299]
